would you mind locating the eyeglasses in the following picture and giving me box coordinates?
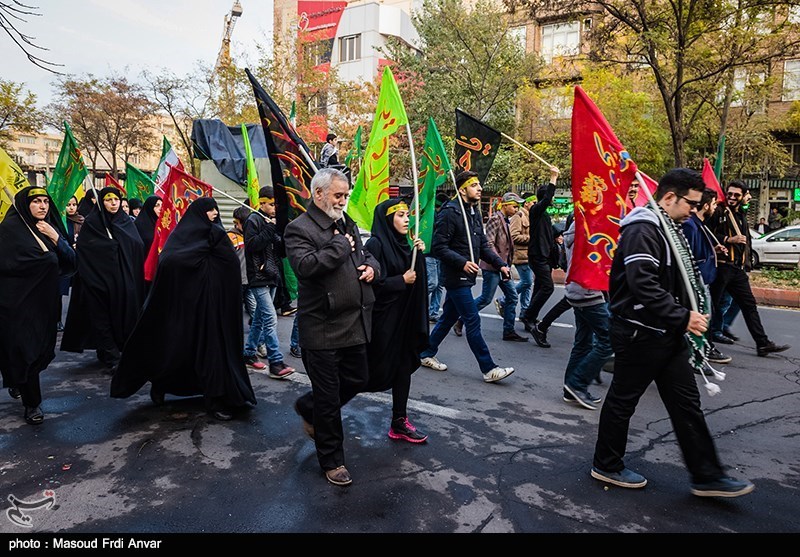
[676,194,702,209]
[726,192,742,198]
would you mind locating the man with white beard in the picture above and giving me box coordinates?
[284,167,380,487]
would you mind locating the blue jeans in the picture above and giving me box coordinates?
[426,256,444,319]
[421,285,497,373]
[498,263,532,315]
[474,270,518,335]
[244,285,282,364]
[711,290,741,336]
[290,315,300,351]
[564,302,613,393]
[243,285,256,318]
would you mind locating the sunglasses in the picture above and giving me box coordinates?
[677,194,702,209]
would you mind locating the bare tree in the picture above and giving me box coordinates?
[0,1,61,73]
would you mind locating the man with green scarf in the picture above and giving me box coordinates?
[591,168,754,498]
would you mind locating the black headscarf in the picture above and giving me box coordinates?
[76,189,96,218]
[111,197,256,408]
[0,187,73,385]
[362,198,429,392]
[61,187,145,354]
[134,195,161,257]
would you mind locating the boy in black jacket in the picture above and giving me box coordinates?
[591,168,754,498]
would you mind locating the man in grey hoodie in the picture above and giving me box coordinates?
[562,220,612,410]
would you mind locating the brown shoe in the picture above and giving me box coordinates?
[453,320,463,337]
[325,465,352,486]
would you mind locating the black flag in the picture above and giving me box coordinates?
[454,108,502,185]
[245,68,317,233]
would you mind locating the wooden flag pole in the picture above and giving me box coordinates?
[449,168,475,263]
[500,132,555,170]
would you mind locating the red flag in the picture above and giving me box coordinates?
[629,171,658,208]
[568,86,639,291]
[702,157,726,205]
[143,165,213,281]
[105,174,127,196]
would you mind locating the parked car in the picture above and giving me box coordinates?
[750,225,800,268]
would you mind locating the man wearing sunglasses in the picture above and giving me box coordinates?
[708,181,789,357]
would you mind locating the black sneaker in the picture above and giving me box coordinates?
[590,466,647,488]
[530,323,551,348]
[722,328,740,341]
[757,341,790,357]
[388,417,428,443]
[8,387,21,399]
[289,346,302,358]
[563,389,601,404]
[57,321,64,332]
[690,477,754,498]
[707,347,732,364]
[519,316,535,333]
[268,361,295,379]
[280,306,298,317]
[563,384,599,410]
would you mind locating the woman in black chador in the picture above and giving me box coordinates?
[363,197,430,443]
[110,197,256,421]
[0,186,76,424]
[134,194,162,259]
[61,187,145,370]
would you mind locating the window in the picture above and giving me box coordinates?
[508,26,527,50]
[303,39,333,66]
[307,92,328,116]
[540,21,580,63]
[730,67,766,108]
[339,34,361,63]
[790,6,800,24]
[19,135,35,144]
[770,229,800,241]
[540,87,572,120]
[783,60,800,100]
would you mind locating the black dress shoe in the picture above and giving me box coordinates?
[8,387,21,399]
[24,406,44,425]
[149,385,165,406]
[530,323,551,348]
[56,321,64,332]
[712,333,734,345]
[519,316,534,333]
[757,341,790,357]
[502,331,528,342]
[722,329,740,342]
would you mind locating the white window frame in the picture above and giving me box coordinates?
[540,21,580,64]
[339,34,361,63]
[783,60,800,101]
[508,26,527,51]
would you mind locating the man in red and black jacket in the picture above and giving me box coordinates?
[707,180,789,357]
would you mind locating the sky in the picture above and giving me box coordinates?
[2,0,274,108]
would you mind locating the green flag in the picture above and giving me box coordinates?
[289,100,296,128]
[125,162,156,202]
[411,118,450,253]
[241,124,260,208]
[343,125,363,167]
[347,66,409,231]
[47,121,88,221]
[713,134,726,181]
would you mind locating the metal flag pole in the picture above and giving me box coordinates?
[500,132,554,169]
[449,168,474,263]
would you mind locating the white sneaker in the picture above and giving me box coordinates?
[483,366,514,383]
[420,356,447,371]
[257,344,267,358]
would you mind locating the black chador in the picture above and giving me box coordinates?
[0,186,75,423]
[61,187,145,369]
[111,197,256,418]
[134,194,161,258]
[363,198,429,395]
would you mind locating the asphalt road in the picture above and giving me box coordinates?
[1,284,798,539]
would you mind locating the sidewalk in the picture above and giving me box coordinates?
[552,269,800,309]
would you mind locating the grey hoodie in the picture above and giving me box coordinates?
[563,221,607,307]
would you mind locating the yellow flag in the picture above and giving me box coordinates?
[0,146,29,223]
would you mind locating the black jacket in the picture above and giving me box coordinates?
[243,210,282,287]
[608,207,691,337]
[432,199,506,290]
[528,183,556,261]
[284,203,379,350]
[707,204,751,270]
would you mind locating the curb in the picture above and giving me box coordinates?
[551,270,800,309]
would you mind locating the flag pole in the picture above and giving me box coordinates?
[406,123,420,270]
[500,132,554,169]
[449,169,474,263]
[208,180,270,221]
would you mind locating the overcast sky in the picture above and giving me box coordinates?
[3,0,274,108]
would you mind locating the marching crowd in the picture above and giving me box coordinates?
[0,164,790,495]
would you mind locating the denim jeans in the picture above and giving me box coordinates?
[421,285,497,373]
[426,256,444,319]
[244,285,282,364]
[290,314,300,351]
[564,302,613,392]
[498,263,532,316]
[243,285,256,318]
[474,270,518,335]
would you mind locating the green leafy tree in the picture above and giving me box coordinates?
[0,79,43,149]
